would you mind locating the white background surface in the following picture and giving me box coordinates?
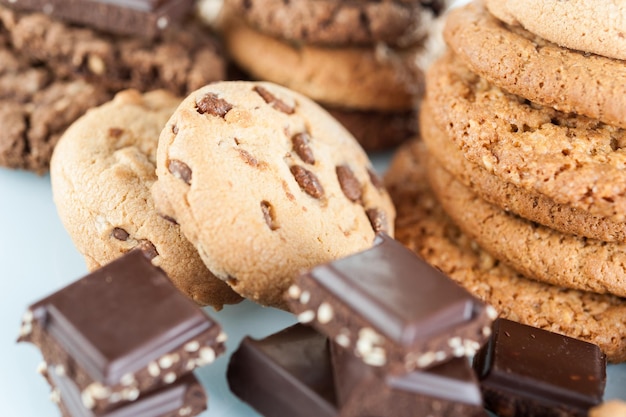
[1,159,626,417]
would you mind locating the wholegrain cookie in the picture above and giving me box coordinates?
[384,140,626,363]
[50,89,242,309]
[485,0,626,61]
[420,103,626,242]
[0,4,225,97]
[444,2,626,129]
[220,17,422,111]
[426,51,626,221]
[224,0,448,47]
[153,81,396,308]
[428,154,626,297]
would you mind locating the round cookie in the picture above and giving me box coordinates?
[485,0,626,61]
[50,89,242,309]
[384,140,626,363]
[426,51,626,221]
[420,103,626,243]
[220,16,422,111]
[224,0,448,47]
[428,154,626,298]
[590,401,626,417]
[443,2,626,129]
[153,81,396,308]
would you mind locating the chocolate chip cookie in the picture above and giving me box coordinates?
[50,89,242,309]
[153,81,396,308]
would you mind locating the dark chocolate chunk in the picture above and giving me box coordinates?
[473,318,606,417]
[286,233,495,373]
[196,93,233,118]
[167,159,192,185]
[227,324,337,417]
[331,342,486,417]
[290,165,325,199]
[336,165,362,202]
[18,250,226,413]
[47,366,207,417]
[291,132,315,165]
[0,0,195,39]
[253,85,295,115]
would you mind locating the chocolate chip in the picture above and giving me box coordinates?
[238,149,259,167]
[111,227,129,241]
[253,85,295,115]
[108,127,124,138]
[291,132,315,164]
[168,159,192,184]
[196,93,233,118]
[336,165,362,202]
[136,240,159,260]
[290,165,324,199]
[366,208,388,233]
[159,214,178,225]
[367,168,384,190]
[260,201,279,231]
[171,124,179,134]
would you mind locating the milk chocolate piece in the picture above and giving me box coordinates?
[227,324,337,417]
[286,233,496,373]
[0,0,194,38]
[473,319,606,417]
[47,366,207,417]
[331,342,486,417]
[18,250,226,413]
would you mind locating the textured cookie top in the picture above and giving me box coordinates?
[224,0,449,47]
[154,81,396,308]
[384,140,626,363]
[51,89,241,308]
[485,0,626,60]
[420,104,626,243]
[444,2,626,129]
[426,51,626,220]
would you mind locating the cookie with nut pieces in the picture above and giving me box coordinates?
[50,89,242,309]
[153,81,396,308]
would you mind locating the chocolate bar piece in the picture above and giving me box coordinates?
[227,324,338,417]
[473,318,606,417]
[46,365,207,417]
[331,342,486,417]
[286,233,496,373]
[0,0,194,38]
[18,250,226,413]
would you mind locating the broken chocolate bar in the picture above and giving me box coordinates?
[18,250,226,413]
[331,342,486,417]
[286,233,496,373]
[46,365,207,417]
[473,318,606,417]
[227,324,337,417]
[0,0,194,38]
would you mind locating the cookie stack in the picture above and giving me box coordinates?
[0,0,225,173]
[218,0,452,151]
[385,0,626,363]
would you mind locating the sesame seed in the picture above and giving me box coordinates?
[416,352,436,368]
[179,406,192,416]
[36,362,47,375]
[217,331,228,343]
[317,303,334,324]
[54,364,66,376]
[486,305,498,320]
[362,347,387,367]
[482,326,492,337]
[120,373,135,386]
[448,337,462,348]
[297,310,315,324]
[335,333,350,348]
[299,290,311,304]
[287,285,301,299]
[125,387,139,401]
[184,341,200,352]
[81,391,95,409]
[49,389,61,404]
[197,347,216,366]
[148,361,160,377]
[164,372,177,384]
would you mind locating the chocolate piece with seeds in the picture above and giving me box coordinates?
[0,0,195,39]
[286,233,495,373]
[330,342,486,417]
[46,366,207,417]
[18,250,226,413]
[473,318,606,417]
[227,324,337,417]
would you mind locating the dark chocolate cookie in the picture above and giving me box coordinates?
[223,0,451,47]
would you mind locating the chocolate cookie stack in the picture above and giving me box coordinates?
[386,0,626,363]
[0,0,225,173]
[218,0,452,151]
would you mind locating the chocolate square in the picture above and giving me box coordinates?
[473,318,606,417]
[286,233,496,373]
[18,250,225,413]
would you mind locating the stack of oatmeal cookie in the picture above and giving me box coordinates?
[386,0,626,363]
